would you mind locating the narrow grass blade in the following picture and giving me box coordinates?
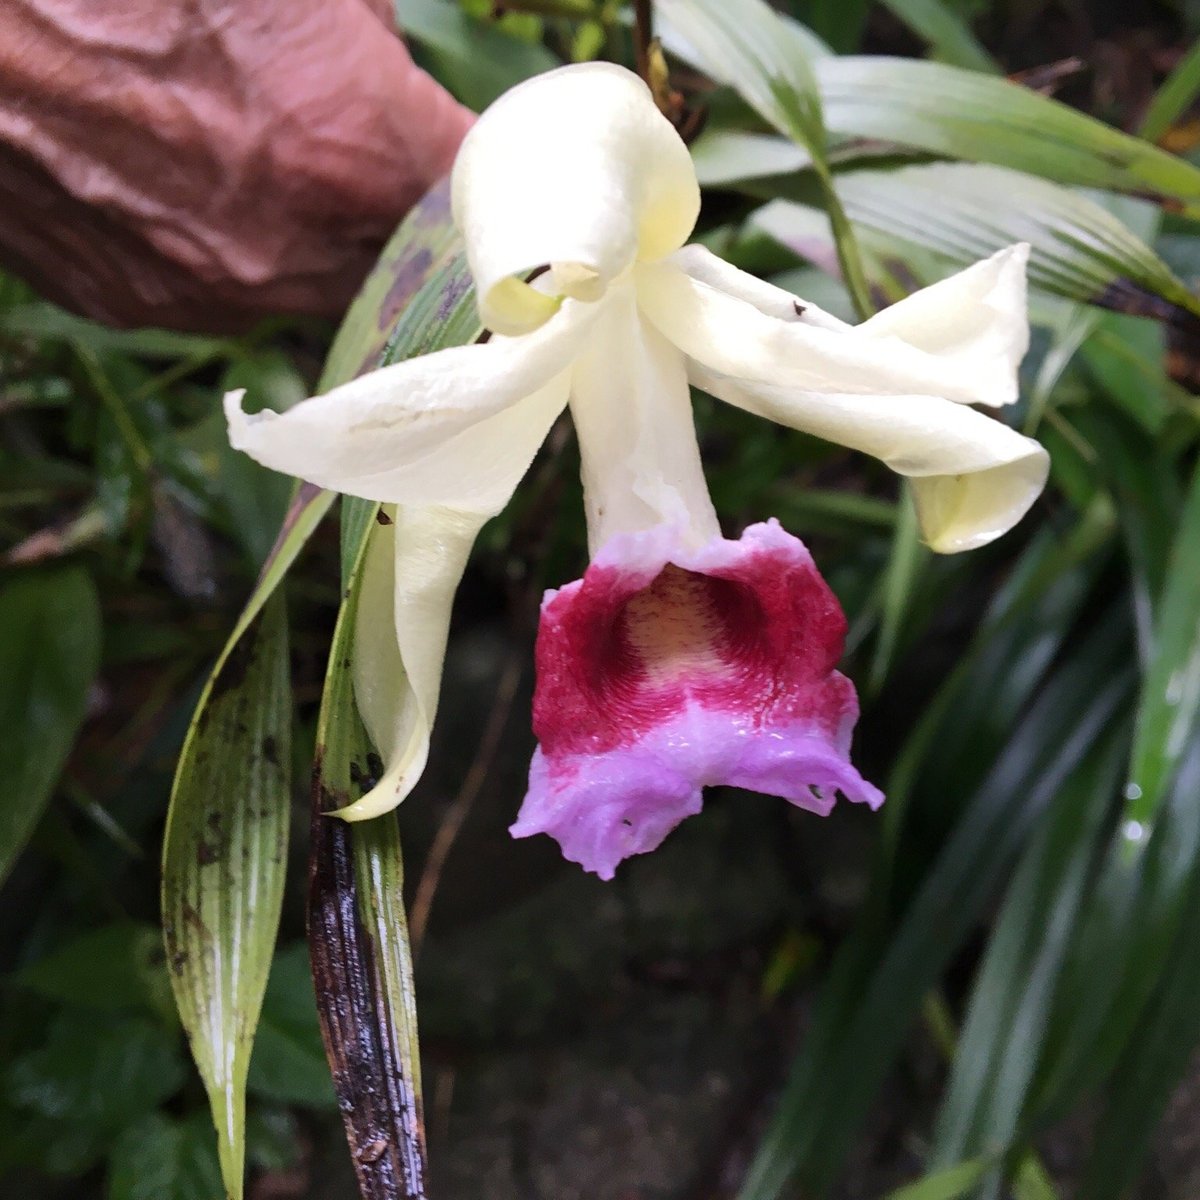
[739,600,1131,1199]
[1139,36,1200,144]
[1126,455,1200,827]
[0,566,101,887]
[880,0,998,74]
[928,738,1123,1187]
[885,1158,993,1200]
[162,594,291,1200]
[1033,731,1200,1129]
[867,487,925,694]
[1080,749,1200,1198]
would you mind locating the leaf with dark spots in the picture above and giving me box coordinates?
[309,803,427,1200]
[1091,278,1200,327]
[164,183,464,1194]
[317,179,465,384]
[379,249,436,334]
[162,594,292,1200]
[307,518,427,1200]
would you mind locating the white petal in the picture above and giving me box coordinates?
[666,244,850,330]
[691,364,1048,552]
[334,341,572,819]
[638,252,1027,408]
[571,284,719,554]
[858,245,1030,407]
[338,506,487,820]
[224,299,592,504]
[452,63,699,335]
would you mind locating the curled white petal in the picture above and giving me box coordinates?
[224,300,594,504]
[858,245,1030,407]
[335,331,574,819]
[340,507,487,821]
[452,62,699,335]
[671,243,1030,406]
[691,364,1048,552]
[638,258,1024,408]
[666,244,849,330]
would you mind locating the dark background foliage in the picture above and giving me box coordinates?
[3,1,1200,1198]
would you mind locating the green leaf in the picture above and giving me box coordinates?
[18,922,173,1021]
[320,180,466,391]
[658,0,827,144]
[6,1013,185,1143]
[1126,456,1200,827]
[0,302,230,360]
[1078,758,1200,1199]
[306,210,482,1200]
[1031,739,1200,1136]
[815,56,1200,206]
[162,594,291,1200]
[308,503,428,1200]
[0,566,101,888]
[1139,36,1200,144]
[1078,312,1172,434]
[657,0,875,317]
[929,739,1123,1184]
[246,944,337,1109]
[879,0,998,74]
[395,0,557,110]
[1072,412,1179,661]
[752,163,1200,321]
[868,488,926,693]
[690,130,812,188]
[801,0,870,55]
[167,179,463,1197]
[108,1113,224,1200]
[739,578,1130,1199]
[885,1158,993,1200]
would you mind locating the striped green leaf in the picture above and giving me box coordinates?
[751,162,1200,321]
[928,739,1123,1191]
[816,56,1200,205]
[165,180,463,1200]
[1139,36,1200,144]
[657,0,876,316]
[162,594,291,1200]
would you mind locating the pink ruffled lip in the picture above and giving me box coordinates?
[510,520,884,879]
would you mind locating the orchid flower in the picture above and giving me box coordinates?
[225,62,1048,878]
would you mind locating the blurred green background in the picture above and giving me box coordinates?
[3,0,1200,1198]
